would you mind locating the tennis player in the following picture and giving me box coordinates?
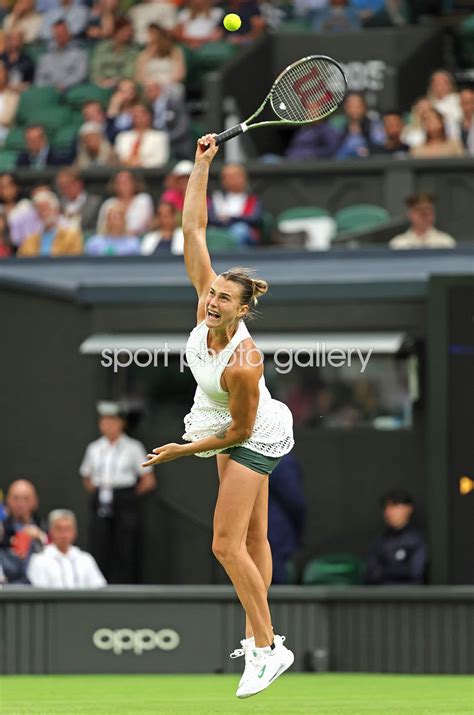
[143,134,295,698]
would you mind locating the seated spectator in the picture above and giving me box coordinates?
[428,69,462,126]
[313,0,361,33]
[17,125,73,168]
[351,0,405,26]
[129,0,178,46]
[18,190,83,256]
[39,0,89,41]
[372,111,410,156]
[56,168,102,232]
[401,96,432,149]
[105,78,140,142]
[268,453,306,585]
[3,0,42,44]
[208,163,263,246]
[81,99,107,130]
[0,173,41,249]
[220,0,266,45]
[294,0,329,20]
[410,108,464,158]
[0,213,13,257]
[75,121,118,169]
[365,489,427,585]
[141,201,184,254]
[115,102,169,168]
[90,17,138,89]
[143,79,193,160]
[335,92,384,158]
[0,479,48,551]
[389,192,456,249]
[35,20,88,91]
[175,0,224,49]
[0,62,19,143]
[135,23,186,91]
[285,121,340,160]
[448,88,474,157]
[160,159,193,212]
[86,0,120,42]
[85,204,141,256]
[97,170,154,235]
[27,509,107,588]
[0,30,35,91]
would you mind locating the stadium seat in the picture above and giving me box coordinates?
[17,86,61,125]
[459,14,474,66]
[25,106,74,135]
[193,41,237,72]
[0,150,18,171]
[206,227,238,251]
[277,206,336,250]
[302,554,364,586]
[328,115,347,132]
[335,204,390,235]
[4,127,26,152]
[65,83,114,110]
[278,206,329,222]
[53,125,79,149]
[278,18,312,33]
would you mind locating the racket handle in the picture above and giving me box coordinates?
[215,124,245,146]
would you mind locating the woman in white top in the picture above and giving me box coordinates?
[175,0,224,49]
[143,134,294,699]
[135,23,186,90]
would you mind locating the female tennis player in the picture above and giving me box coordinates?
[143,134,295,698]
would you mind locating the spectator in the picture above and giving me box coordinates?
[115,102,169,168]
[75,121,118,169]
[401,96,432,149]
[0,479,48,551]
[129,1,178,45]
[336,92,384,158]
[81,99,107,130]
[143,79,193,160]
[27,509,107,588]
[208,163,263,246]
[17,125,73,168]
[428,69,462,126]
[389,192,456,249]
[0,213,13,257]
[267,453,306,585]
[141,201,184,254]
[448,88,474,157]
[351,0,405,26]
[175,0,224,49]
[0,173,41,249]
[39,0,89,41]
[18,190,83,257]
[86,203,141,255]
[135,23,186,91]
[56,168,102,232]
[410,108,464,158]
[3,0,42,45]
[285,121,340,160]
[90,17,138,89]
[313,0,361,33]
[35,20,88,91]
[366,489,427,585]
[79,401,156,583]
[372,111,410,156]
[294,0,329,20]
[105,78,140,142]
[160,159,193,212]
[86,0,120,42]
[0,30,35,90]
[221,0,266,45]
[97,170,154,235]
[0,62,19,143]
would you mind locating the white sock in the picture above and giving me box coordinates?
[242,636,255,646]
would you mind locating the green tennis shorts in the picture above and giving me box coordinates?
[222,446,283,475]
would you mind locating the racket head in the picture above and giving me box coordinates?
[269,55,348,124]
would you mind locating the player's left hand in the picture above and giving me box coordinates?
[142,443,186,467]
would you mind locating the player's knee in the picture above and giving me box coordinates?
[212,533,238,563]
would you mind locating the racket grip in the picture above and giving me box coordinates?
[215,124,244,146]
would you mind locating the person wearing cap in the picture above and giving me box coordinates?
[74,122,118,170]
[79,402,156,584]
[365,489,427,585]
[160,160,194,214]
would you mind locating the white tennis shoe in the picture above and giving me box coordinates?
[229,635,287,689]
[235,638,294,699]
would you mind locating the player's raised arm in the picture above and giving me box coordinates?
[182,134,219,315]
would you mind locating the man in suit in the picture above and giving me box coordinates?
[115,102,169,168]
[143,80,194,160]
[56,168,102,232]
[16,125,72,168]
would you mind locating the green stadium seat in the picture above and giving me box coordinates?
[328,115,347,132]
[193,41,238,72]
[261,210,275,245]
[335,204,390,235]
[277,206,329,222]
[278,18,312,33]
[302,554,364,586]
[459,14,474,66]
[0,149,18,171]
[277,206,335,250]
[24,106,74,135]
[17,86,61,125]
[53,125,79,149]
[206,227,238,251]
[4,127,27,152]
[65,83,114,110]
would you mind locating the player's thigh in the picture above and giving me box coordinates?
[214,459,266,548]
[247,475,269,545]
[216,453,230,482]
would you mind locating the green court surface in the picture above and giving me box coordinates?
[1,674,472,715]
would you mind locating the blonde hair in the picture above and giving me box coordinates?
[220,267,268,319]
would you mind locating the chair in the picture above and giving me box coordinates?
[459,14,474,66]
[302,554,364,586]
[24,106,73,136]
[206,227,237,252]
[65,83,113,110]
[53,125,79,149]
[17,86,61,125]
[278,18,312,33]
[4,127,26,152]
[335,204,390,235]
[0,150,18,171]
[277,206,336,251]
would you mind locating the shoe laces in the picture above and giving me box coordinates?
[229,648,245,659]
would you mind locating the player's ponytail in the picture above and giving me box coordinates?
[220,267,269,319]
[250,278,268,306]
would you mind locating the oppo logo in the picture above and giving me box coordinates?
[93,628,180,655]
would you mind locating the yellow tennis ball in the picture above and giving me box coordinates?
[223,13,242,32]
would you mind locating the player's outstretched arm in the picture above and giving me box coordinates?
[183,134,219,319]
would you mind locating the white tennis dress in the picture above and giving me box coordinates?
[182,320,294,458]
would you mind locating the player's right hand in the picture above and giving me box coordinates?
[195,133,219,164]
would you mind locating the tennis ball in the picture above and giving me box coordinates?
[223,13,242,32]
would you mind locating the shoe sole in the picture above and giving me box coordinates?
[236,650,295,699]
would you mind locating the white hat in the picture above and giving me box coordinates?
[171,160,193,176]
[79,121,103,137]
[96,401,126,417]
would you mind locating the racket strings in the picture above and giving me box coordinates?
[270,58,346,123]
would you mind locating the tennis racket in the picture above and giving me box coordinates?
[214,55,348,146]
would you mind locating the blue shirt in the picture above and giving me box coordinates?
[40,228,57,256]
[350,0,385,11]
